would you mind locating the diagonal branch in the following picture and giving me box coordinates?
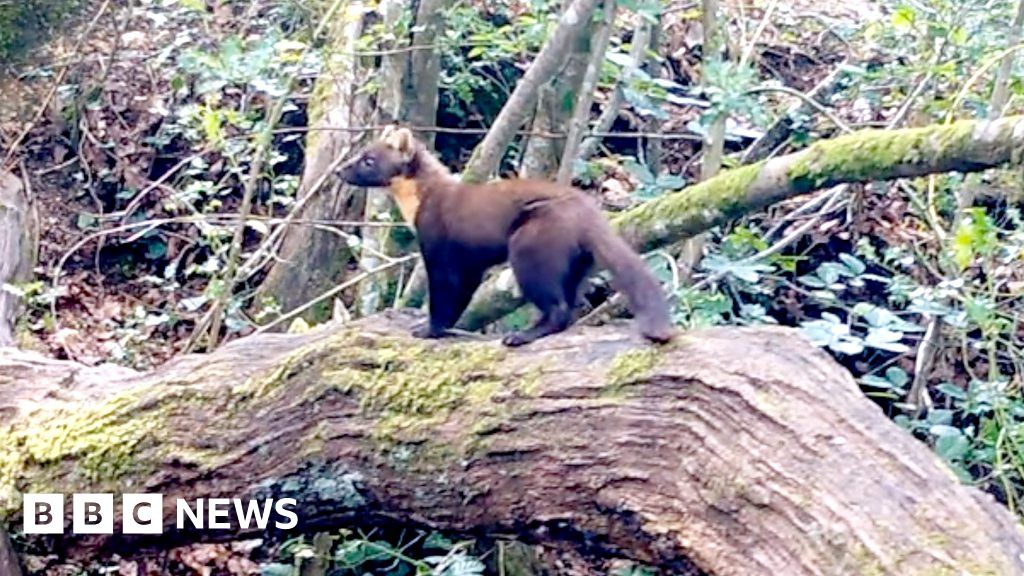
[460,0,604,183]
[457,115,1024,330]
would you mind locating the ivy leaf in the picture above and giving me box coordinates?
[884,367,910,388]
[76,213,99,230]
[830,338,865,355]
[622,159,655,185]
[935,432,971,463]
[937,382,966,400]
[838,253,866,275]
[864,327,910,353]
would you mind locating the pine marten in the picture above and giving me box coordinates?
[337,126,675,347]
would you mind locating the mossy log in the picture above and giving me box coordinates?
[2,313,1023,575]
[458,115,1024,330]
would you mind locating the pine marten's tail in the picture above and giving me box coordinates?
[582,220,675,343]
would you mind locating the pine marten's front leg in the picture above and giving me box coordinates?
[412,244,486,339]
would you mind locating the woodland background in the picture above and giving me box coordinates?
[1,0,1024,573]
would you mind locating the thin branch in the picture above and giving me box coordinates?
[557,0,616,184]
[254,255,418,334]
[577,22,653,160]
[989,0,1024,118]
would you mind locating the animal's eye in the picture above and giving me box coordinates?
[362,157,375,167]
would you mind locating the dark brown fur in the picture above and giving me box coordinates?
[338,127,675,346]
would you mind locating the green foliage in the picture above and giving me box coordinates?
[611,563,659,576]
[262,530,487,576]
[697,58,765,125]
[363,0,558,117]
[678,198,1024,515]
[861,0,1020,119]
[622,159,686,200]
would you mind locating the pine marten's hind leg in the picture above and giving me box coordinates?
[502,219,581,347]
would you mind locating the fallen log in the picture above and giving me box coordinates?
[1,313,1022,575]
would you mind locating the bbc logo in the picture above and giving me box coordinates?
[23,494,299,534]
[24,494,163,535]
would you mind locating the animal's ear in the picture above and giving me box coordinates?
[391,128,416,155]
[380,124,397,143]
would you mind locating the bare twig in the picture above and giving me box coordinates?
[742,70,852,163]
[691,185,848,291]
[203,97,290,348]
[255,255,418,334]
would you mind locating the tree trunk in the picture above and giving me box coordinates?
[1,314,1023,575]
[253,4,372,321]
[519,0,595,180]
[457,115,1024,331]
[0,168,37,347]
[358,0,447,316]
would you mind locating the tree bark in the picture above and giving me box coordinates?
[253,3,372,321]
[0,526,22,576]
[0,168,37,347]
[457,115,1024,331]
[519,0,595,180]
[1,314,1023,575]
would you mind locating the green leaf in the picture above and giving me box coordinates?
[949,26,968,45]
[861,374,898,389]
[145,241,168,260]
[935,432,970,462]
[260,564,294,576]
[838,253,866,275]
[937,382,966,400]
[891,6,916,30]
[76,213,99,230]
[622,159,655,185]
[884,366,910,388]
[864,327,910,353]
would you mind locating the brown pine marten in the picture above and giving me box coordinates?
[338,126,675,347]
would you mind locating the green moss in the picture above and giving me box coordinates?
[606,348,660,389]
[0,332,517,513]
[315,338,508,441]
[787,120,976,193]
[0,391,155,512]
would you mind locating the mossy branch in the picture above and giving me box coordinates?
[458,115,1024,330]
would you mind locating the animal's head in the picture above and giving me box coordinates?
[338,126,421,187]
